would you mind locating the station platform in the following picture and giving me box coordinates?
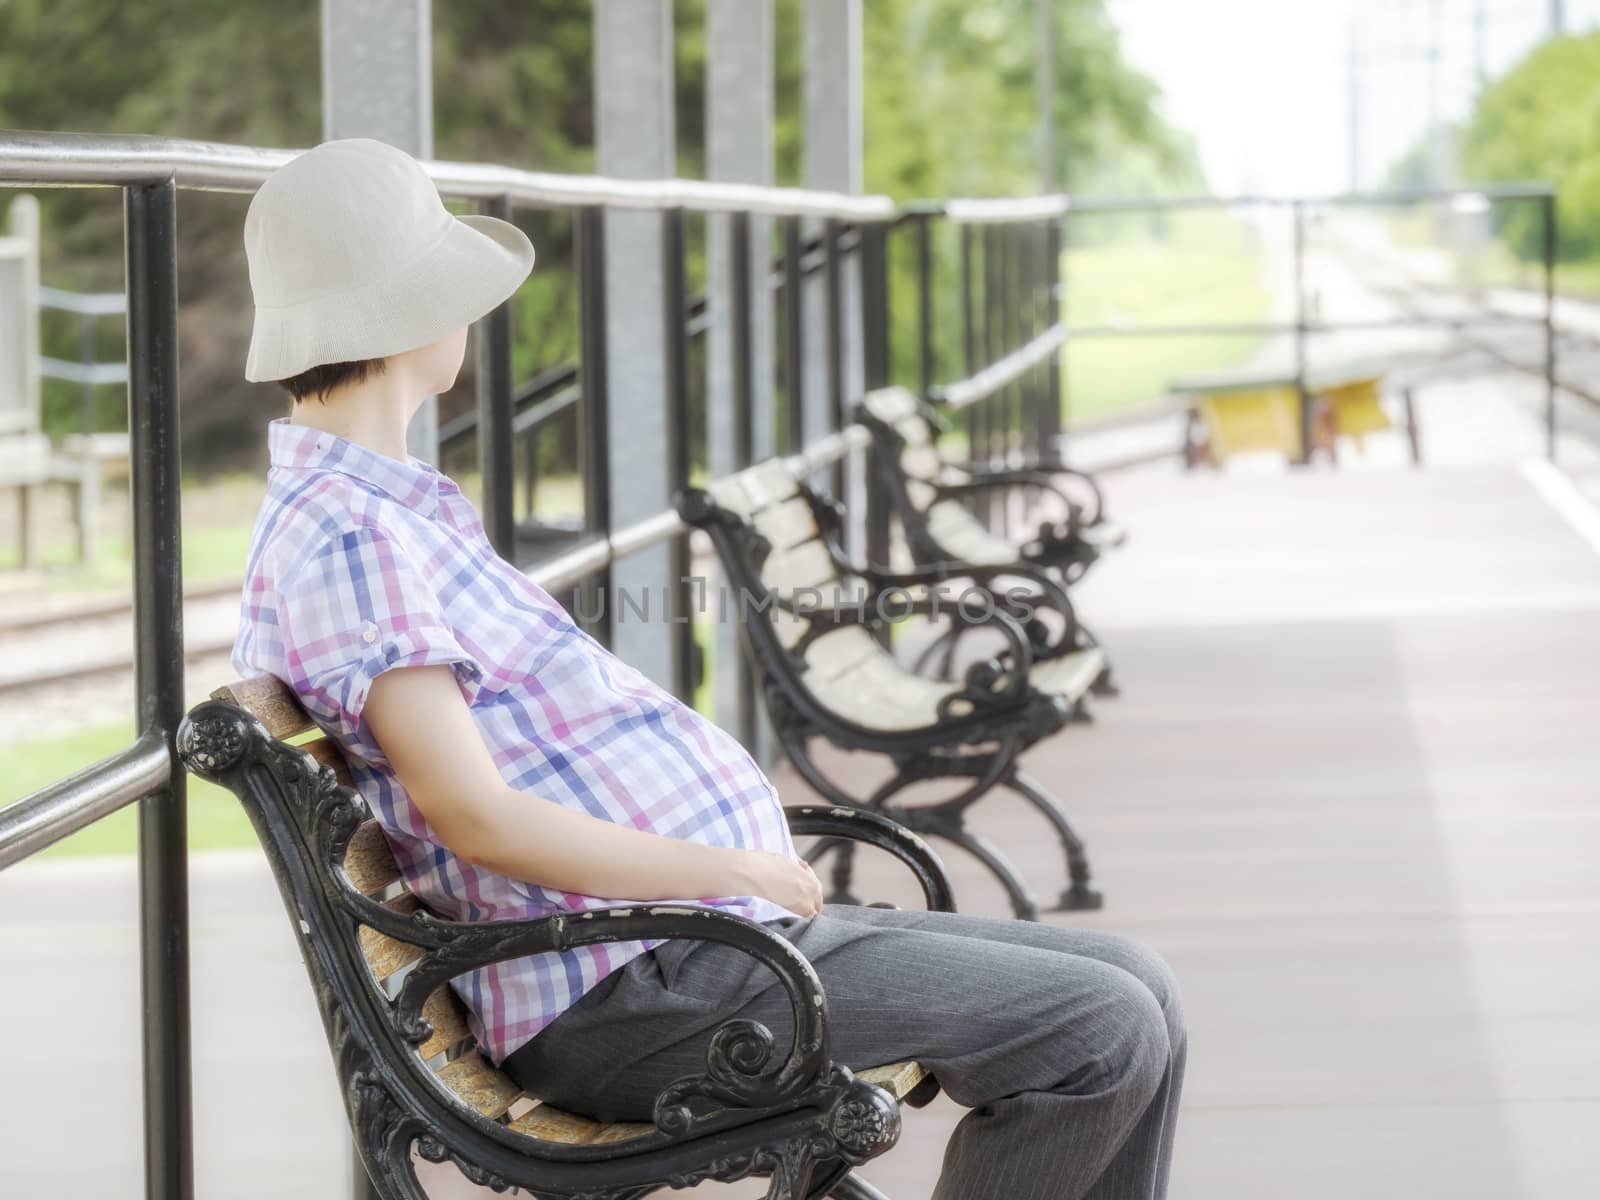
[3,460,1598,1199]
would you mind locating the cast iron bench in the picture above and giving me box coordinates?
[177,673,957,1200]
[858,386,1127,586]
[676,456,1106,921]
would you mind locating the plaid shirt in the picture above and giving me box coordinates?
[231,417,794,1065]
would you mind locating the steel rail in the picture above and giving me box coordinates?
[933,323,1065,410]
[0,732,171,868]
[0,130,896,220]
[527,425,872,597]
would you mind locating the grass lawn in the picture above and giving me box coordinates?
[1061,211,1271,425]
[3,719,260,857]
[0,471,266,591]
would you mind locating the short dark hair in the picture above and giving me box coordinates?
[278,357,388,403]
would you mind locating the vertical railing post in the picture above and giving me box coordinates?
[576,205,612,646]
[959,221,977,476]
[916,213,934,400]
[1043,215,1064,456]
[662,207,695,702]
[823,217,845,498]
[728,208,757,744]
[476,193,518,559]
[1542,191,1558,463]
[783,216,805,455]
[1292,198,1312,466]
[1057,209,1071,437]
[979,223,997,525]
[861,220,891,574]
[125,176,192,1200]
[1000,222,1017,466]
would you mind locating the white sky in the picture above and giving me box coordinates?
[1108,0,1600,197]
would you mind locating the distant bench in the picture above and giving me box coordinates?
[1173,360,1421,467]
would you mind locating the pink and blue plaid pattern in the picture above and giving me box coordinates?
[231,417,795,1065]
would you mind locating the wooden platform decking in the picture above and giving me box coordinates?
[2,461,1597,1198]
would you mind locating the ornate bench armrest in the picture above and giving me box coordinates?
[398,904,852,1139]
[957,462,1107,526]
[782,805,955,913]
[857,559,1081,663]
[933,469,1084,529]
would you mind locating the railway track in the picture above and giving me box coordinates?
[0,578,242,695]
[1319,222,1600,410]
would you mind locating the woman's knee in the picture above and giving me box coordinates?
[1080,966,1171,1108]
[1072,931,1186,1051]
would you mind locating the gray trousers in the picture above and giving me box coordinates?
[503,905,1186,1200]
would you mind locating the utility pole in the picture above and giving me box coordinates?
[321,0,436,465]
[1550,0,1566,36]
[1474,0,1488,89]
[1036,0,1057,190]
[1347,17,1362,192]
[1428,0,1449,191]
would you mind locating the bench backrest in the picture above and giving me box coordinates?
[696,458,982,737]
[194,676,642,1146]
[858,387,1019,569]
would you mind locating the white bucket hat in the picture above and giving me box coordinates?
[243,137,535,382]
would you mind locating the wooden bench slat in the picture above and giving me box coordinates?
[742,459,801,508]
[800,628,881,682]
[924,502,1020,566]
[708,474,756,515]
[435,1052,523,1119]
[858,1059,926,1098]
[895,415,930,446]
[862,386,919,422]
[1029,648,1106,704]
[761,541,843,592]
[901,444,942,481]
[751,496,822,550]
[302,736,356,787]
[418,986,474,1061]
[810,656,955,731]
[358,895,424,982]
[343,819,402,895]
[209,676,314,740]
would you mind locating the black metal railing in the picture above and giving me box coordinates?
[0,129,921,1200]
[0,124,1107,1200]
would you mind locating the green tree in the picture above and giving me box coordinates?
[1,0,1195,464]
[1462,32,1600,262]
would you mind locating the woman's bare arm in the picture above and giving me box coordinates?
[361,663,821,914]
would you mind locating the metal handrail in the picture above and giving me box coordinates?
[0,130,897,220]
[920,183,1557,224]
[527,423,872,596]
[0,732,171,868]
[935,323,1065,410]
[943,195,1072,223]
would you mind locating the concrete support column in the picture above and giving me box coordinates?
[595,0,678,689]
[802,0,865,545]
[320,0,439,463]
[707,0,776,741]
